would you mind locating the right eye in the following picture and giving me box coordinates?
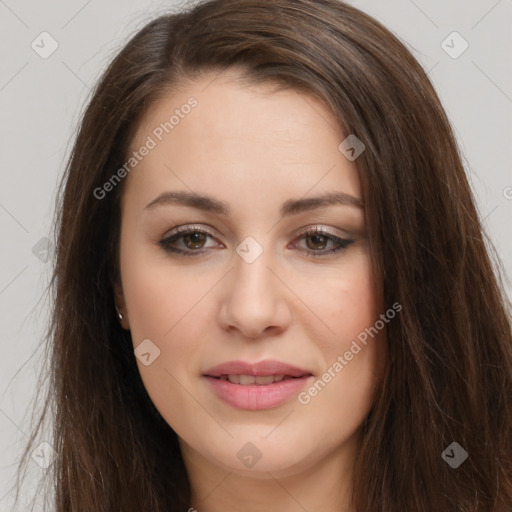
[159,225,222,256]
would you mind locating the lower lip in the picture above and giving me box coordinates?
[204,375,312,410]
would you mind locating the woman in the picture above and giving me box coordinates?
[15,0,512,510]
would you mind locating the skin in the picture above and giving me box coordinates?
[114,68,386,512]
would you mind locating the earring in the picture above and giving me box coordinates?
[115,305,124,321]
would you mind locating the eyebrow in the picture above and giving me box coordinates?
[144,191,364,217]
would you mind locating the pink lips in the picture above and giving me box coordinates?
[203,359,313,410]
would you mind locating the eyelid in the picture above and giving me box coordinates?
[164,224,221,240]
[291,224,352,241]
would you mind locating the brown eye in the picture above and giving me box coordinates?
[159,227,220,256]
[294,229,355,257]
[184,232,208,249]
[305,234,329,250]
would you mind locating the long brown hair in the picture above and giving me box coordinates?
[14,0,512,510]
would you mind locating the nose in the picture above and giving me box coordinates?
[218,248,292,340]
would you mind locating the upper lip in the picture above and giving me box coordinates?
[203,359,313,378]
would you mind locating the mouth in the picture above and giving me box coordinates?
[202,360,314,410]
[203,359,312,379]
[213,374,309,385]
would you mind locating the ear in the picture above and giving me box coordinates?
[113,280,130,330]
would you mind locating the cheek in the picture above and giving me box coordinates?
[119,241,220,391]
[119,247,212,433]
[291,248,382,351]
[292,250,384,411]
[120,234,208,344]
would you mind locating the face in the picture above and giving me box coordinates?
[115,68,386,480]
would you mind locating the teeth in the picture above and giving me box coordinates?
[255,375,274,385]
[239,375,255,385]
[220,374,288,385]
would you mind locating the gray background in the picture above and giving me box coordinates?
[1,0,511,509]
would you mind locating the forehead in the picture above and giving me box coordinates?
[123,69,361,213]
[134,70,339,143]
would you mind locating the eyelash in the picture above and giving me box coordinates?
[158,225,355,258]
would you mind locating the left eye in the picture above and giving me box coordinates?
[294,230,354,255]
[159,227,354,256]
